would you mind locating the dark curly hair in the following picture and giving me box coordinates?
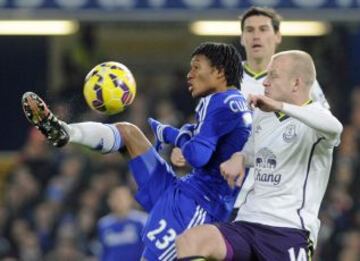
[191,42,243,89]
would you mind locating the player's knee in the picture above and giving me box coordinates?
[176,231,193,255]
[176,230,202,256]
[177,225,227,259]
[114,122,140,141]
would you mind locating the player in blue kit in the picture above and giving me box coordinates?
[22,42,252,260]
[98,186,147,261]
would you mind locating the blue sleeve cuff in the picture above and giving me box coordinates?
[175,130,193,147]
[163,126,179,145]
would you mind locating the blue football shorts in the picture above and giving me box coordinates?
[129,148,218,261]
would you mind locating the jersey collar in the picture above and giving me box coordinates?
[244,63,267,80]
[275,99,313,122]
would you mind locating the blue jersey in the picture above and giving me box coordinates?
[129,88,251,260]
[97,210,147,261]
[178,88,252,220]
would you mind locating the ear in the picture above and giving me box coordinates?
[215,67,225,80]
[292,78,301,92]
[240,35,244,47]
[276,31,282,45]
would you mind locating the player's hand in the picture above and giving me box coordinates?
[148,117,168,151]
[220,152,246,188]
[170,147,186,167]
[248,94,283,112]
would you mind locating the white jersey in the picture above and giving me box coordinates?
[235,64,331,208]
[241,66,267,98]
[235,102,342,246]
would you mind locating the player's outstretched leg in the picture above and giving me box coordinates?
[113,122,152,158]
[22,92,152,158]
[22,92,70,147]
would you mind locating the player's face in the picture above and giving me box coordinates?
[263,57,293,102]
[241,15,281,61]
[187,54,223,98]
[108,187,133,214]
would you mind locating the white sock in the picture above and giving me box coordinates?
[66,122,123,153]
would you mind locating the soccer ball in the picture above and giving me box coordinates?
[83,61,136,115]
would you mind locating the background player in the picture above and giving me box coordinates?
[22,42,252,260]
[175,50,343,260]
[239,6,329,106]
[97,186,147,261]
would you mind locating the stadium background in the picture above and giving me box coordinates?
[0,0,359,260]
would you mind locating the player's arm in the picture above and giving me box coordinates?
[173,109,225,168]
[249,94,343,139]
[183,103,252,168]
[176,138,213,168]
[148,118,210,167]
[148,118,209,167]
[237,127,255,168]
[220,132,255,188]
[281,103,342,138]
[176,105,250,168]
[148,118,180,151]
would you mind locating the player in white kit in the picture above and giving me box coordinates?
[233,7,330,213]
[175,50,343,260]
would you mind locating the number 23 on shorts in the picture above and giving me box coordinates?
[147,219,177,250]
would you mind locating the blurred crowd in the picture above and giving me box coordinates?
[315,87,360,261]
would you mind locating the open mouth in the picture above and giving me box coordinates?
[252,44,262,49]
[188,81,193,92]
